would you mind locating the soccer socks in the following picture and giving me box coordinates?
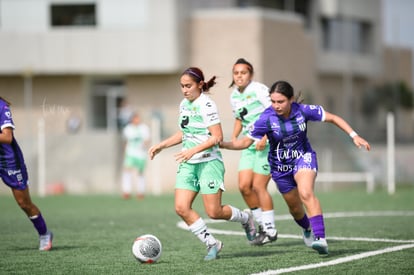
[137,175,146,195]
[228,205,249,224]
[251,207,263,227]
[122,171,132,195]
[261,210,277,235]
[189,218,217,246]
[295,214,311,230]
[29,213,48,235]
[309,214,326,239]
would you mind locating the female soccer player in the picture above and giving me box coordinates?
[0,96,53,251]
[148,67,255,261]
[121,112,150,200]
[220,80,371,255]
[229,58,277,245]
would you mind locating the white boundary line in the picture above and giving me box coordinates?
[176,211,414,274]
[250,243,414,275]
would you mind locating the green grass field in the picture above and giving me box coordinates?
[1,186,414,275]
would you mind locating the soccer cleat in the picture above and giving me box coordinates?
[39,231,53,251]
[250,229,278,246]
[204,240,223,261]
[241,209,256,241]
[303,228,314,247]
[311,237,328,255]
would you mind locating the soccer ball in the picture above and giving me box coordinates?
[132,234,162,263]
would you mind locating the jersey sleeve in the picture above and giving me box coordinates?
[256,83,271,108]
[301,104,325,122]
[229,92,240,119]
[0,104,15,130]
[201,97,221,127]
[246,112,268,141]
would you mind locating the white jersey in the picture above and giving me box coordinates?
[230,81,270,148]
[179,93,223,163]
[123,123,150,159]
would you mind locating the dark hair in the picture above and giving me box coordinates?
[269,80,303,102]
[182,67,216,92]
[229,58,254,88]
[0,97,11,106]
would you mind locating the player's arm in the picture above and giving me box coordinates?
[324,111,371,151]
[220,136,254,150]
[174,123,223,163]
[148,130,183,160]
[0,127,13,144]
[231,119,242,142]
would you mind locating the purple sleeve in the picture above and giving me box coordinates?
[246,113,268,141]
[301,104,325,122]
[0,103,15,130]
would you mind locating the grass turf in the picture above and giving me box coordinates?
[1,186,413,274]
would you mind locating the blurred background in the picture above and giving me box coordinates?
[0,0,412,196]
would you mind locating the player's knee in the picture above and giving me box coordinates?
[239,183,252,194]
[205,209,221,219]
[174,205,188,218]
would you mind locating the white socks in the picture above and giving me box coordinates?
[188,218,216,246]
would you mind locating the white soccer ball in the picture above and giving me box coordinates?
[132,234,162,263]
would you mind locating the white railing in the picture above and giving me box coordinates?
[317,172,375,193]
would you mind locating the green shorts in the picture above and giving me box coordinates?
[238,146,270,175]
[124,155,147,173]
[175,159,226,195]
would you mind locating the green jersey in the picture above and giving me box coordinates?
[230,81,271,149]
[179,93,223,163]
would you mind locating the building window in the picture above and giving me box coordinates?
[321,17,371,54]
[91,80,125,131]
[236,0,312,28]
[50,4,96,27]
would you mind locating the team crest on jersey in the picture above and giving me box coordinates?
[303,153,312,163]
[299,122,306,131]
[5,111,11,118]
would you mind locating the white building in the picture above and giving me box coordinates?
[0,0,411,194]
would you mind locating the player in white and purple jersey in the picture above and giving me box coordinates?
[220,80,371,255]
[0,97,53,251]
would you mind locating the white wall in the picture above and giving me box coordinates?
[0,0,184,74]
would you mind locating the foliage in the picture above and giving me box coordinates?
[362,81,413,115]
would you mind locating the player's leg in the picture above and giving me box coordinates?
[12,187,53,251]
[280,187,313,247]
[175,162,223,260]
[295,168,328,255]
[249,172,278,245]
[136,159,146,199]
[175,188,221,260]
[238,149,261,236]
[122,156,134,199]
[249,148,278,245]
[201,190,254,240]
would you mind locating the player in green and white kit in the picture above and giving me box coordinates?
[149,67,255,261]
[229,58,277,245]
[122,112,150,199]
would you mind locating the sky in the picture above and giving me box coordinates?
[382,0,414,49]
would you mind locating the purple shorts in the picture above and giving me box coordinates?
[0,166,29,190]
[271,151,318,194]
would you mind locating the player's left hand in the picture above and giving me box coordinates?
[353,136,371,151]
